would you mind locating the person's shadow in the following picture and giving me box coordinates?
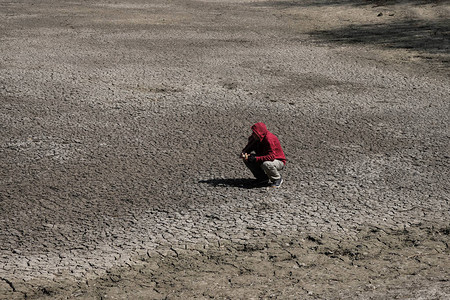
[199,178,260,189]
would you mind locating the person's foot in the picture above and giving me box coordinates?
[270,177,283,188]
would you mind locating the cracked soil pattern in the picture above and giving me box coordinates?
[0,0,449,299]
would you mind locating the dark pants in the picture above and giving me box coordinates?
[244,160,269,181]
[244,159,284,182]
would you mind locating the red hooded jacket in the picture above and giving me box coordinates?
[242,122,286,165]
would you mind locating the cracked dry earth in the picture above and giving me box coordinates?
[1,0,449,299]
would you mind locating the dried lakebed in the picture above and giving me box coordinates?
[1,0,449,299]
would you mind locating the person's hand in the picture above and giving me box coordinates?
[241,153,249,160]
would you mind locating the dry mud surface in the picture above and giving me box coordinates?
[1,0,449,299]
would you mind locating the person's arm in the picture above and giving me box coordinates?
[255,140,277,162]
[241,135,257,155]
[255,150,275,163]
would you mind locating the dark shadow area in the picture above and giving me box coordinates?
[252,0,446,9]
[310,19,449,55]
[199,178,262,189]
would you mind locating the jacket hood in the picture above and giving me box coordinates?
[251,122,268,141]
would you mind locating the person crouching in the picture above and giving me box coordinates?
[240,122,286,188]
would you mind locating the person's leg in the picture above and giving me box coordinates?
[261,160,284,182]
[244,160,268,181]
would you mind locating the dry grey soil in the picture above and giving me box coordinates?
[1,0,449,299]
